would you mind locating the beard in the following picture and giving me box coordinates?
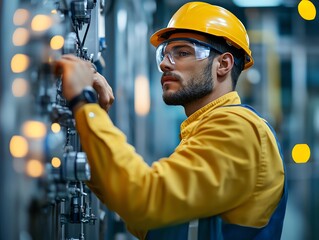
[162,61,213,106]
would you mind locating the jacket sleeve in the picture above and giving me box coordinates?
[75,104,260,231]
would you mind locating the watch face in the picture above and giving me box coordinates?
[83,87,97,103]
[83,89,97,103]
[68,86,97,110]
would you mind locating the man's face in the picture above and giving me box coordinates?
[158,33,214,106]
[161,59,213,106]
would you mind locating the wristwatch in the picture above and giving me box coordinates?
[68,86,97,111]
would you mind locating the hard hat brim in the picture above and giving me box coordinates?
[150,27,181,47]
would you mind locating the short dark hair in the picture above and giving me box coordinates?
[205,35,245,90]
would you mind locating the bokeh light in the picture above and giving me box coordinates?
[11,54,30,73]
[134,75,150,116]
[22,121,47,139]
[12,78,29,97]
[10,135,29,158]
[50,35,64,50]
[31,14,53,32]
[13,8,30,26]
[26,159,44,178]
[51,123,61,133]
[292,144,311,163]
[51,157,61,168]
[298,0,316,20]
[12,28,30,46]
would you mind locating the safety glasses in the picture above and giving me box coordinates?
[156,38,222,72]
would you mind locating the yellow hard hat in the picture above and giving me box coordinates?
[150,2,254,69]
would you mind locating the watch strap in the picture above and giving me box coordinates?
[68,87,97,111]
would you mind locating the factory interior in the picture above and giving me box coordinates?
[0,0,319,239]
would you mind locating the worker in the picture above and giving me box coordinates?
[56,2,287,239]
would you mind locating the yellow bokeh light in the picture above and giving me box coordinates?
[12,78,29,97]
[51,9,58,14]
[13,9,30,26]
[31,14,53,32]
[11,54,30,73]
[292,144,311,163]
[12,28,30,46]
[26,159,44,178]
[50,35,64,50]
[51,123,61,133]
[298,0,316,20]
[51,157,61,168]
[22,121,47,139]
[10,135,29,158]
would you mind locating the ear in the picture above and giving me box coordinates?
[216,52,234,77]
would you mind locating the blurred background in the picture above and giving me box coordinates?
[0,0,318,239]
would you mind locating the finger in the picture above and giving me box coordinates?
[92,74,115,112]
[53,58,73,76]
[60,55,92,70]
[61,54,80,61]
[94,76,113,95]
[91,63,97,73]
[93,78,113,103]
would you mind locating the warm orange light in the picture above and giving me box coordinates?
[13,9,30,26]
[51,157,61,168]
[51,123,61,133]
[50,35,64,50]
[51,9,58,14]
[11,54,30,73]
[31,14,53,32]
[134,75,150,116]
[26,159,44,178]
[12,78,29,97]
[12,28,30,46]
[22,121,47,139]
[10,135,29,158]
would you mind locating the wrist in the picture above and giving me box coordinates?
[71,101,87,113]
[68,86,97,112]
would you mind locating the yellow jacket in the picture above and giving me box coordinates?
[75,91,284,239]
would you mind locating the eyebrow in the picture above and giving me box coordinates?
[162,38,212,49]
[165,42,195,51]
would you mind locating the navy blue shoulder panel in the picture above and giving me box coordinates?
[198,216,223,239]
[146,222,189,240]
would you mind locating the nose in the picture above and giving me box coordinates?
[159,53,175,72]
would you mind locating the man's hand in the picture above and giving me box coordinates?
[55,54,94,100]
[93,72,114,112]
[55,54,114,112]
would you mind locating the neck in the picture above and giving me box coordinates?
[183,87,232,117]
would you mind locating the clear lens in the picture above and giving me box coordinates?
[194,45,210,59]
[156,39,212,72]
[156,43,166,71]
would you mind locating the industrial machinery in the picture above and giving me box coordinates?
[0,0,109,239]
